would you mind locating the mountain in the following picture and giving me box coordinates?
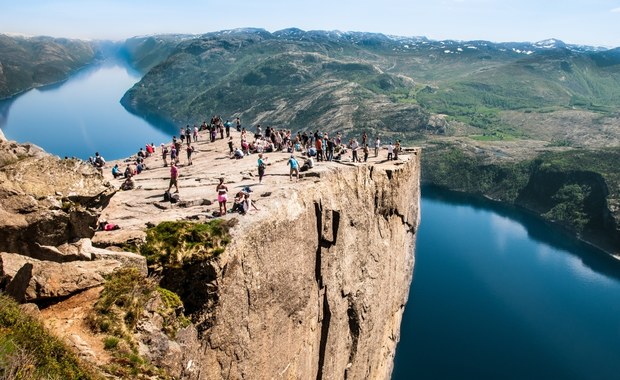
[120,34,195,73]
[120,29,620,141]
[121,29,430,139]
[0,34,98,99]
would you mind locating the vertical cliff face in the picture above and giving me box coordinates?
[198,153,420,379]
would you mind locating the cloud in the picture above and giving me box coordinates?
[612,7,620,13]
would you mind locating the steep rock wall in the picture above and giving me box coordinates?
[198,155,420,379]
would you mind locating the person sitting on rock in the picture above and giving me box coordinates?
[121,175,135,191]
[145,143,154,156]
[300,156,314,172]
[136,161,147,174]
[123,164,132,178]
[241,192,258,214]
[233,147,244,159]
[231,190,245,213]
[241,140,250,156]
[112,164,122,178]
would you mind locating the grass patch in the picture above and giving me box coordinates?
[87,268,191,378]
[139,220,233,270]
[0,294,98,380]
[103,336,120,350]
[87,268,155,339]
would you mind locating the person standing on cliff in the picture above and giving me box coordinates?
[350,139,360,163]
[257,153,267,184]
[394,140,402,160]
[170,145,177,165]
[186,144,194,166]
[216,178,228,216]
[224,120,231,138]
[374,136,381,157]
[161,144,169,167]
[167,162,179,193]
[235,117,241,132]
[288,154,300,181]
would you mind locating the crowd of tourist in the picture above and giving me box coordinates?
[90,115,403,218]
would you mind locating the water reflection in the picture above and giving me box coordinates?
[422,185,620,281]
[0,96,15,128]
[393,187,620,379]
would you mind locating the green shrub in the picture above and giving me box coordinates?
[140,220,232,269]
[88,268,156,339]
[103,336,119,350]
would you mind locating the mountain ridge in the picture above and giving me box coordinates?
[120,28,620,138]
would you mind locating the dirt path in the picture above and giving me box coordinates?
[40,287,112,366]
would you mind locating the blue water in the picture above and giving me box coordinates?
[0,59,175,160]
[393,188,620,380]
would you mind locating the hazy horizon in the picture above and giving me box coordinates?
[1,0,619,48]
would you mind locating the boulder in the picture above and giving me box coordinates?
[34,242,91,262]
[0,140,115,259]
[0,252,123,302]
[56,238,147,274]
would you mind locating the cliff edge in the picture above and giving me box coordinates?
[94,131,421,379]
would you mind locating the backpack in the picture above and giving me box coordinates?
[164,191,170,202]
[170,193,180,204]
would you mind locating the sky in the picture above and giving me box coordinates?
[1,0,619,47]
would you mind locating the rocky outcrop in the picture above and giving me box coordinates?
[0,251,128,302]
[197,156,420,379]
[0,140,147,304]
[93,127,420,379]
[0,139,115,259]
[0,124,420,378]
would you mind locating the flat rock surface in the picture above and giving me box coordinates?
[97,130,412,241]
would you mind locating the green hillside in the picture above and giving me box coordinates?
[0,34,98,99]
[121,31,429,139]
[121,30,620,143]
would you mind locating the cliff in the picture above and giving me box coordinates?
[422,138,620,255]
[0,128,420,378]
[92,131,421,379]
